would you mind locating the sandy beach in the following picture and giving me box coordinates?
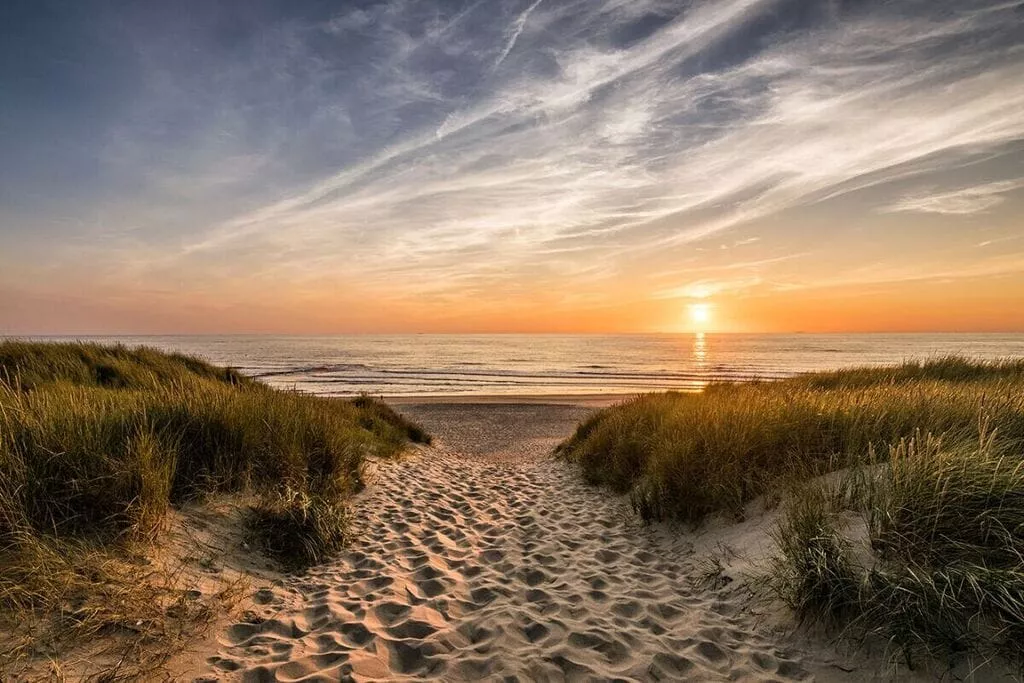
[162,399,928,682]
[9,0,1024,675]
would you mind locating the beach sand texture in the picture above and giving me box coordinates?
[194,403,868,682]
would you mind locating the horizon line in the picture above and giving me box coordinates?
[5,330,1024,338]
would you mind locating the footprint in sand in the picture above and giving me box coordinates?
[202,403,858,682]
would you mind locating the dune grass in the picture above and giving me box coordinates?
[557,357,1024,523]
[558,356,1024,667]
[0,341,428,676]
[772,431,1024,667]
[245,489,350,570]
[0,339,249,392]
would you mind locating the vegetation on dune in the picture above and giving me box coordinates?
[558,357,1024,667]
[773,432,1024,667]
[0,341,428,676]
[0,339,249,392]
[796,356,1024,390]
[245,489,350,570]
[557,357,1024,522]
[352,393,433,446]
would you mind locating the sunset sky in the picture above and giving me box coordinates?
[2,0,1023,334]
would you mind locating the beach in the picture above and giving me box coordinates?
[7,0,1023,672]
[6,344,1021,680]
[8,0,1024,674]
[173,399,889,682]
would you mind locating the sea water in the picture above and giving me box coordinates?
[19,333,1024,398]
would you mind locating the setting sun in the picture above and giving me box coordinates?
[688,303,713,328]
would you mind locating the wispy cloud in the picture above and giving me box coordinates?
[654,278,764,300]
[493,0,544,69]
[157,0,1023,299]
[882,179,1024,215]
[775,252,1024,293]
[6,0,1024,326]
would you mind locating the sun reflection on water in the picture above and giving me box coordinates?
[693,332,709,391]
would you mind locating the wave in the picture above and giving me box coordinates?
[252,363,373,378]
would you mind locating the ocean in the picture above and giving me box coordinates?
[18,333,1024,398]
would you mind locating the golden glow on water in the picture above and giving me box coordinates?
[693,332,709,391]
[693,332,707,365]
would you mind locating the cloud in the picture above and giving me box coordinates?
[774,252,1024,293]
[654,278,764,300]
[493,0,545,69]
[187,1,1020,276]
[12,0,1024,311]
[881,179,1024,215]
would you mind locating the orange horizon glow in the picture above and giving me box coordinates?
[3,265,1024,336]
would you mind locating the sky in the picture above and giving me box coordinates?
[2,0,1023,334]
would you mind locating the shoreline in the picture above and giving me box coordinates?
[382,392,636,408]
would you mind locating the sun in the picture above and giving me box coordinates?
[688,302,712,329]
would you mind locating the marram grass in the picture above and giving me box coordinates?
[559,356,1024,667]
[0,341,428,676]
[557,357,1024,522]
[772,432,1024,667]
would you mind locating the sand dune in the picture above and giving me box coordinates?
[195,403,881,682]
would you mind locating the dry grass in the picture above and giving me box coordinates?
[0,341,428,678]
[0,535,244,681]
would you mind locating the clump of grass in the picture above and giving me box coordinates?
[245,489,349,569]
[771,484,861,622]
[557,357,1024,523]
[771,430,1024,668]
[869,425,1024,569]
[353,394,432,445]
[0,341,427,677]
[0,376,405,540]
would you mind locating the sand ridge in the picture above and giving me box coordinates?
[201,403,854,682]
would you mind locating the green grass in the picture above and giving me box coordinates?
[0,339,248,391]
[557,356,1024,668]
[0,341,429,676]
[772,433,1024,667]
[798,356,1024,389]
[557,357,1024,523]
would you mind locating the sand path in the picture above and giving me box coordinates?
[202,403,846,682]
